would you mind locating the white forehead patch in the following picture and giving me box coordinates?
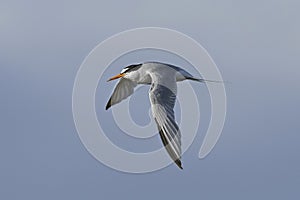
[120,68,128,74]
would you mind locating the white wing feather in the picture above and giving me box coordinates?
[149,73,182,169]
[106,78,137,110]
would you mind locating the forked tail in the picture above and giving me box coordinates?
[186,77,225,83]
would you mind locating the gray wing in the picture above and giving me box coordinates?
[149,83,182,169]
[106,78,137,110]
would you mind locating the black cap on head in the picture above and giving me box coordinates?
[121,63,142,74]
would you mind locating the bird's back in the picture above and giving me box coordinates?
[142,62,195,82]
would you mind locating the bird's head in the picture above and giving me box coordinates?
[107,64,142,82]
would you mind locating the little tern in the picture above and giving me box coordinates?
[106,62,215,169]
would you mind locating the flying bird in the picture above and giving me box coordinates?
[106,62,216,169]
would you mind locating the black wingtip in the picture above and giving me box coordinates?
[175,159,183,170]
[105,99,111,110]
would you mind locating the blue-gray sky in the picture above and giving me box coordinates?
[1,1,300,199]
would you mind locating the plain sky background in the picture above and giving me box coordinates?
[1,0,300,199]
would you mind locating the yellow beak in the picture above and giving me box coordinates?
[107,73,125,82]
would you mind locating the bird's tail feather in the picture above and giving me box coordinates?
[187,77,225,83]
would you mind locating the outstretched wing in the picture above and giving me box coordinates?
[149,80,182,169]
[106,78,137,110]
